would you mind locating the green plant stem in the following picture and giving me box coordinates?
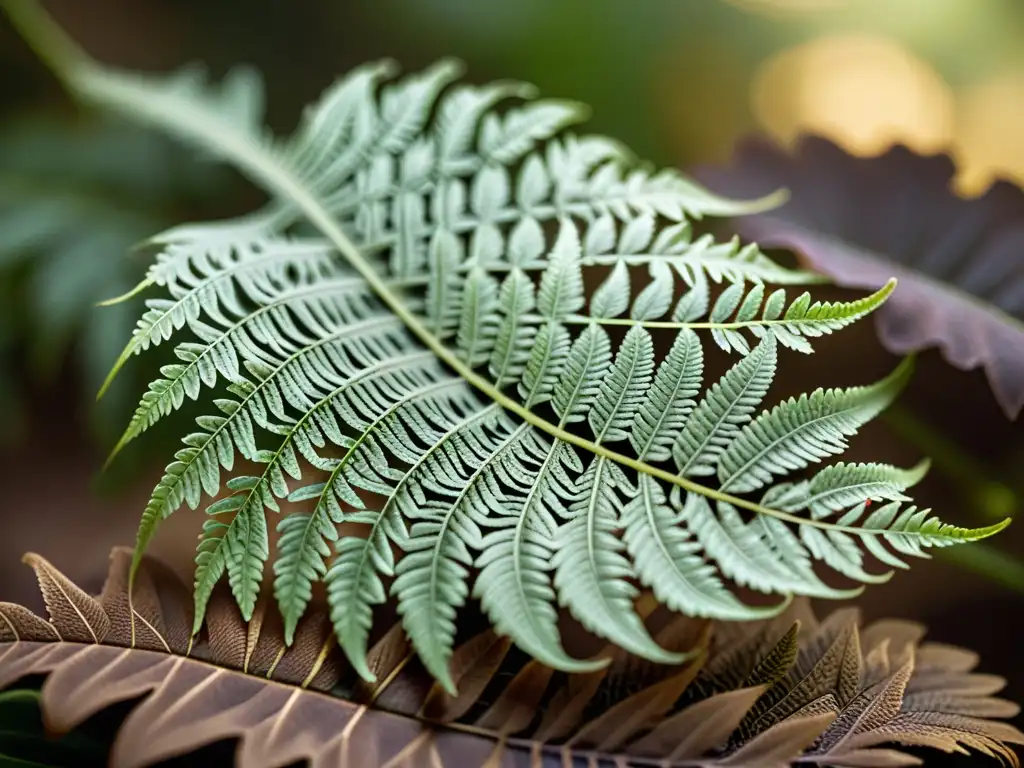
[883,403,1018,520]
[2,0,94,86]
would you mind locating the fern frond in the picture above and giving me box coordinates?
[134,311,410,576]
[673,332,778,477]
[27,29,1005,690]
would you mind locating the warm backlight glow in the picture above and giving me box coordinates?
[954,74,1024,195]
[751,34,955,156]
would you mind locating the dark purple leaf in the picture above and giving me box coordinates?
[695,135,1024,420]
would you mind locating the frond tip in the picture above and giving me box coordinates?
[5,1,1007,692]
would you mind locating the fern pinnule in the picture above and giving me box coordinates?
[3,0,1009,695]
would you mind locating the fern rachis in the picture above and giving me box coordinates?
[3,0,1008,695]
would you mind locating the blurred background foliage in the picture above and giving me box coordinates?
[0,112,241,449]
[0,0,1022,717]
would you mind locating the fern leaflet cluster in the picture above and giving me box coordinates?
[77,57,1007,694]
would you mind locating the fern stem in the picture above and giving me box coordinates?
[0,0,94,88]
[7,0,1008,544]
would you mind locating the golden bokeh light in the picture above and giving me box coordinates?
[953,74,1024,195]
[751,34,955,156]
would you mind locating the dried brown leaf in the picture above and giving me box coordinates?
[355,621,412,703]
[846,711,1024,767]
[902,690,1020,720]
[717,712,836,767]
[817,655,916,755]
[906,671,1006,698]
[98,547,190,653]
[204,582,249,670]
[808,747,924,766]
[244,597,269,673]
[532,665,608,743]
[0,548,1018,768]
[837,621,865,705]
[747,621,801,690]
[0,601,60,642]
[915,641,980,674]
[472,659,554,735]
[22,552,110,644]
[631,684,767,760]
[567,650,706,752]
[419,629,511,722]
[859,619,927,658]
[744,613,858,735]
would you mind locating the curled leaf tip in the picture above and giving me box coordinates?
[750,186,790,213]
[978,518,1013,539]
[817,584,867,602]
[20,552,44,568]
[907,457,932,485]
[96,277,154,307]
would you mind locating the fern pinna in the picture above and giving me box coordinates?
[23,14,1006,692]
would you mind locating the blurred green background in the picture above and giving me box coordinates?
[0,0,1023,718]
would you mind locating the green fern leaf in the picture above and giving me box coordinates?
[20,25,1004,692]
[623,477,782,620]
[554,458,687,663]
[473,436,604,674]
[673,333,778,477]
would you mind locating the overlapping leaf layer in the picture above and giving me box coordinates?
[1,549,1020,767]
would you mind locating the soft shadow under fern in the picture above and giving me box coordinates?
[0,0,1010,696]
[0,548,1020,768]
